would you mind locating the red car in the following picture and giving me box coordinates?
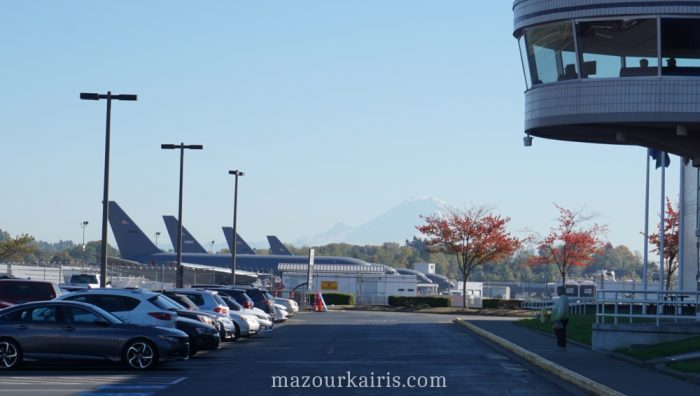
[0,279,62,307]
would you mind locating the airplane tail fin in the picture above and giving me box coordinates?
[108,201,161,260]
[267,235,293,255]
[222,227,256,255]
[163,215,208,254]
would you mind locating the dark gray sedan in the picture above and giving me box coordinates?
[0,300,189,370]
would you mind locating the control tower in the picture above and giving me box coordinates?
[512,0,700,290]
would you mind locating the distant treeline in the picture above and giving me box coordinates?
[2,228,649,283]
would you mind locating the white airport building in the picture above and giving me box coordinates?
[278,263,437,305]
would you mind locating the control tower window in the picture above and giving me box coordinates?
[577,19,657,78]
[518,36,533,88]
[661,18,700,76]
[524,21,577,84]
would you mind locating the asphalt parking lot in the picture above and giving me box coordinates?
[0,311,583,396]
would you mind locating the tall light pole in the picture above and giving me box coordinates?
[154,232,161,248]
[162,143,203,287]
[210,240,215,254]
[81,221,89,270]
[80,91,137,288]
[229,170,244,285]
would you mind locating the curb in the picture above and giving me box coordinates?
[453,318,624,396]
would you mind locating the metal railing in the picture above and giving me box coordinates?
[595,290,700,326]
[522,297,594,315]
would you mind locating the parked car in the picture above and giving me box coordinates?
[168,289,242,340]
[0,301,189,369]
[272,303,289,322]
[220,295,270,332]
[0,279,62,307]
[175,316,220,357]
[233,286,277,318]
[66,273,100,289]
[56,288,177,328]
[273,297,299,315]
[204,287,256,310]
[153,291,233,341]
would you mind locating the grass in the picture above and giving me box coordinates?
[616,336,700,362]
[515,312,700,374]
[515,314,595,345]
[667,359,700,373]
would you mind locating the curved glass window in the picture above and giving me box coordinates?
[661,18,700,76]
[577,19,657,78]
[524,21,577,85]
[518,36,533,88]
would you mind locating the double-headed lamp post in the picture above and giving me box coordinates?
[81,221,89,270]
[80,91,137,288]
[162,143,203,287]
[229,170,244,285]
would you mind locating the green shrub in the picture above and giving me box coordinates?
[388,296,451,308]
[482,299,522,309]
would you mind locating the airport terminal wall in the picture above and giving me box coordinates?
[513,0,700,162]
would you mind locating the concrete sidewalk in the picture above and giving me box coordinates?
[458,317,700,395]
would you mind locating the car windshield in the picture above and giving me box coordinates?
[70,274,98,283]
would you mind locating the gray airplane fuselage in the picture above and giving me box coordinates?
[129,251,369,272]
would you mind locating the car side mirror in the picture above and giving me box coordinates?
[94,318,109,326]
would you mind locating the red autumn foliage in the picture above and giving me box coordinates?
[648,197,679,290]
[417,207,521,307]
[530,204,605,285]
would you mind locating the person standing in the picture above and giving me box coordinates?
[552,285,570,350]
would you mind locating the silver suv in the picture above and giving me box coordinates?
[57,288,177,328]
[170,289,260,338]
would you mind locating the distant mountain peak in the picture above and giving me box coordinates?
[293,197,449,246]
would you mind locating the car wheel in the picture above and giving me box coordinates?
[124,339,158,370]
[233,323,241,341]
[0,339,22,370]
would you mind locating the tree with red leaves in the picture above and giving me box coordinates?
[530,204,605,286]
[417,207,521,308]
[648,198,679,290]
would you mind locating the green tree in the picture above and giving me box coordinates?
[0,234,36,262]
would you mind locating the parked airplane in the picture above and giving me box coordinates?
[163,215,208,254]
[267,235,294,256]
[108,201,371,273]
[221,227,257,255]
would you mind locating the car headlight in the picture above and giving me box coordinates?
[158,335,182,343]
[197,315,213,325]
[195,327,209,334]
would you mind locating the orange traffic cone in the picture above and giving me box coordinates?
[313,292,326,312]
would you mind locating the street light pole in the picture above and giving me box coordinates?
[228,170,244,285]
[162,143,203,288]
[154,232,161,248]
[80,91,137,288]
[81,221,89,271]
[210,240,215,254]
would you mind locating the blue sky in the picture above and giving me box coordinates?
[0,1,678,254]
